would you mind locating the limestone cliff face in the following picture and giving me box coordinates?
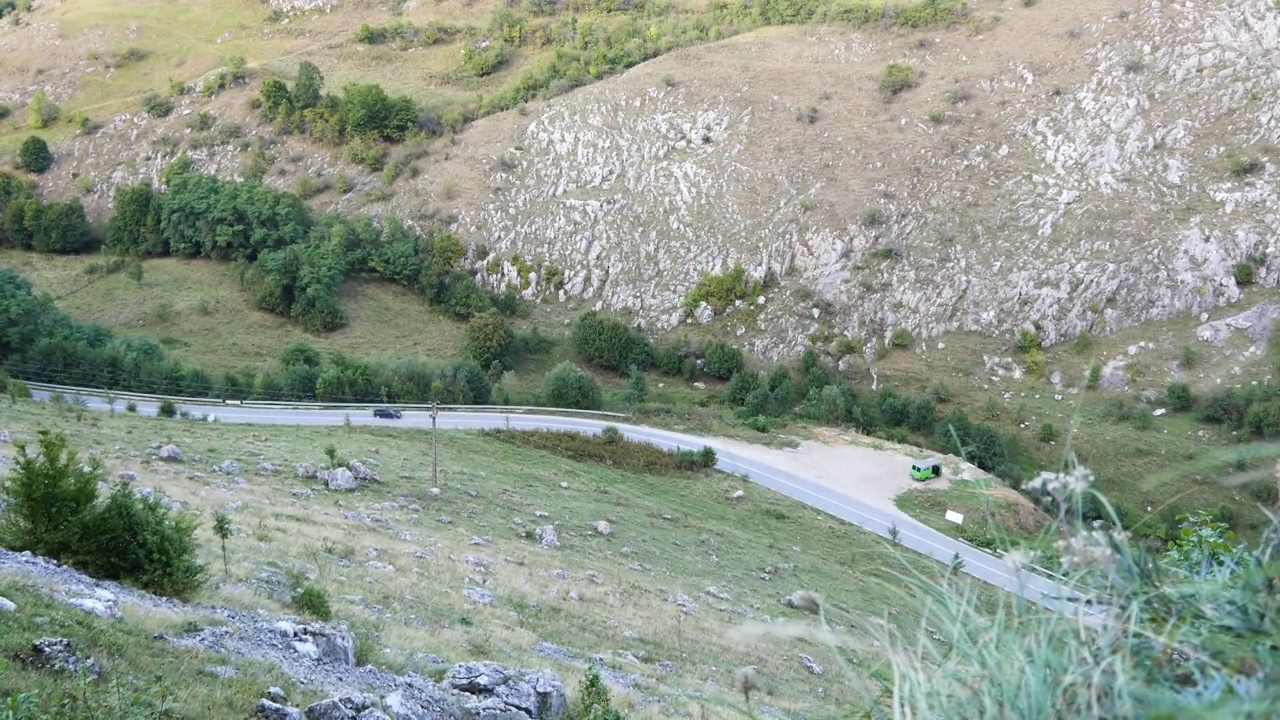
[456,0,1280,360]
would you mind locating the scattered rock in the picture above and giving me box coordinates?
[592,521,612,537]
[728,489,745,500]
[429,487,441,497]
[537,525,559,549]
[297,463,318,479]
[558,482,569,489]
[657,661,676,674]
[158,444,183,461]
[27,637,101,679]
[0,596,16,613]
[255,698,304,720]
[266,687,288,702]
[258,462,278,475]
[348,460,379,482]
[215,459,242,475]
[798,653,825,676]
[463,587,496,606]
[365,561,395,574]
[115,470,139,482]
[469,536,492,547]
[319,468,358,492]
[706,586,732,601]
[68,597,118,618]
[0,430,9,443]
[445,662,567,719]
[437,515,453,524]
[303,698,354,720]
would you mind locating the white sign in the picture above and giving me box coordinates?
[944,510,965,525]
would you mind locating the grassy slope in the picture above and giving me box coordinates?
[0,580,304,716]
[0,399,978,717]
[7,246,1277,538]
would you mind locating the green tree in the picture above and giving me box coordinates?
[622,365,648,404]
[542,361,602,410]
[79,482,207,599]
[0,430,101,560]
[27,89,60,129]
[259,78,294,121]
[702,341,745,380]
[213,510,233,577]
[572,312,653,374]
[106,181,162,255]
[1165,382,1194,412]
[464,311,515,371]
[294,61,324,110]
[16,135,53,174]
[280,341,322,368]
[30,200,93,253]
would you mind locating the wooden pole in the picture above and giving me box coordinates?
[431,401,439,485]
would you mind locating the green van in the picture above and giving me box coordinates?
[910,458,942,481]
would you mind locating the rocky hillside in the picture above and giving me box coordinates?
[3,0,1278,361]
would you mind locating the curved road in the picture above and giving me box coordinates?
[28,388,1100,621]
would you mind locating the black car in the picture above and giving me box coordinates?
[373,407,402,419]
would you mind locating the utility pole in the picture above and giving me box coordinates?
[431,401,439,485]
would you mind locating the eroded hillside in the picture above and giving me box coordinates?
[2,0,1277,361]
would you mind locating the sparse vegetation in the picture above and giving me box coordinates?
[1227,155,1263,177]
[683,264,764,315]
[880,63,919,99]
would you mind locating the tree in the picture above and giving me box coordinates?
[213,510,233,577]
[106,182,162,255]
[127,260,144,286]
[259,78,294,121]
[702,341,745,380]
[622,365,648,405]
[464,311,515,371]
[0,430,101,560]
[280,342,322,369]
[542,361,602,410]
[16,135,52,174]
[31,199,93,253]
[294,61,324,110]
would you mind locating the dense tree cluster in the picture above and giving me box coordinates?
[102,168,489,333]
[0,268,493,404]
[258,62,422,146]
[0,172,94,254]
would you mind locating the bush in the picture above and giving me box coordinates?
[571,312,653,374]
[141,92,174,118]
[683,264,763,314]
[1244,401,1280,439]
[1016,328,1041,354]
[701,341,745,380]
[880,63,918,99]
[16,136,52,174]
[654,342,686,376]
[568,670,624,720]
[1234,262,1255,285]
[1200,389,1249,429]
[77,482,207,599]
[542,361,602,410]
[1165,382,1194,412]
[0,431,206,599]
[906,397,937,433]
[463,311,515,371]
[27,89,60,129]
[1023,350,1047,378]
[0,431,100,560]
[290,583,333,621]
[889,327,913,347]
[126,400,137,413]
[157,399,178,418]
[1086,362,1102,390]
[1038,422,1057,443]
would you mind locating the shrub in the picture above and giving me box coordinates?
[0,430,100,560]
[1227,155,1262,177]
[77,482,207,599]
[600,425,623,444]
[701,341,745,380]
[683,264,763,314]
[1245,401,1280,439]
[1200,389,1249,429]
[290,583,333,621]
[1165,382,1194,412]
[906,397,937,433]
[1180,345,1198,369]
[157,399,177,418]
[860,207,885,226]
[141,92,174,118]
[880,63,918,99]
[1016,328,1040,354]
[1234,262,1255,285]
[568,670,624,720]
[654,342,686,376]
[27,89,60,129]
[889,327,913,348]
[622,366,648,405]
[723,370,762,406]
[1086,362,1102,390]
[464,311,515,371]
[16,136,52,174]
[1038,422,1057,443]
[542,361,602,410]
[460,41,510,77]
[1023,350,1047,378]
[126,401,138,413]
[571,312,653,374]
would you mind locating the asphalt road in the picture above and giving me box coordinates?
[29,388,1100,620]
